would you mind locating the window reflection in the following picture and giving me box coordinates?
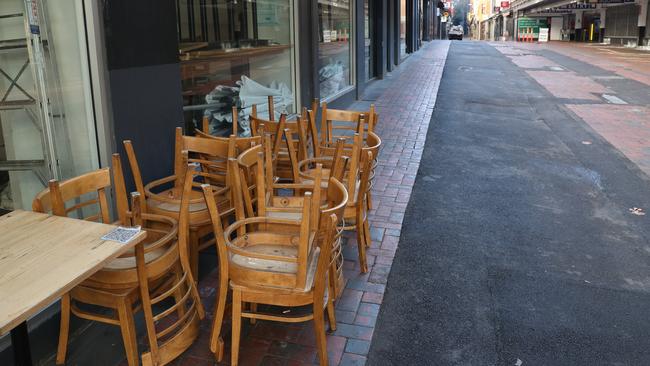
[176,0,295,136]
[318,0,352,100]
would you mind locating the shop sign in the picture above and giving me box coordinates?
[538,8,573,13]
[598,0,635,3]
[518,17,548,33]
[501,1,510,8]
[557,3,597,9]
[26,0,40,35]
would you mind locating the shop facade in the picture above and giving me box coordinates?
[174,0,436,136]
[511,0,649,46]
[0,0,436,211]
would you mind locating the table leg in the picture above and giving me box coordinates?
[10,321,33,366]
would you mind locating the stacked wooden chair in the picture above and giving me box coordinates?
[122,127,244,279]
[33,95,381,366]
[200,160,348,365]
[32,154,204,366]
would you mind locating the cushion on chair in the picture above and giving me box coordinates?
[230,246,320,292]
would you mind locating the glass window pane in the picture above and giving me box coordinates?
[365,0,375,81]
[400,0,407,57]
[0,0,99,211]
[318,0,352,100]
[177,0,295,136]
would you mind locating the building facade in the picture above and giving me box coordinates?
[510,0,649,45]
[0,0,438,213]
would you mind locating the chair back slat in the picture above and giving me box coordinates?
[32,168,112,224]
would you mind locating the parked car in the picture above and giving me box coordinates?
[448,25,463,40]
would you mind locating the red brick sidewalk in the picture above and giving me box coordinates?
[492,41,650,179]
[165,41,450,366]
[504,42,650,87]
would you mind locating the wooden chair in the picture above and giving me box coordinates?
[200,106,239,136]
[234,136,322,224]
[128,191,205,366]
[123,128,234,279]
[319,103,377,147]
[342,150,375,273]
[250,106,315,181]
[232,141,350,298]
[32,156,203,366]
[299,132,363,204]
[363,131,382,211]
[202,179,340,366]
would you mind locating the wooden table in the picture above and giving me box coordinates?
[0,210,147,366]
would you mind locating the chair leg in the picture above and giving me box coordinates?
[231,289,242,366]
[363,219,372,248]
[210,278,228,361]
[367,191,373,211]
[313,305,329,366]
[189,229,200,282]
[249,303,257,324]
[55,293,71,365]
[326,296,337,332]
[116,298,139,366]
[356,226,369,273]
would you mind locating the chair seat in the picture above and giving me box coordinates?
[231,246,320,292]
[102,247,167,270]
[266,210,303,220]
[148,197,207,213]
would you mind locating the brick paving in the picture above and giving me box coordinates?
[507,42,650,87]
[163,41,451,366]
[492,41,650,185]
[526,70,610,100]
[566,104,650,175]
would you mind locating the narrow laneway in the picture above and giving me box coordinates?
[369,41,650,365]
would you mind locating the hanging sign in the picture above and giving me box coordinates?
[501,1,510,8]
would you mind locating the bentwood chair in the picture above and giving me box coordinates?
[123,128,234,279]
[200,106,239,136]
[319,103,377,147]
[202,180,341,366]
[231,141,350,299]
[363,131,382,211]
[233,137,322,225]
[33,155,203,366]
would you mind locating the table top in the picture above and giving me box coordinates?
[0,210,147,335]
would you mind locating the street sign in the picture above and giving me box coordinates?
[500,1,510,8]
[538,28,549,42]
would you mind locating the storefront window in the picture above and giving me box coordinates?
[0,0,99,210]
[400,0,407,58]
[365,0,375,81]
[318,0,353,100]
[177,0,295,136]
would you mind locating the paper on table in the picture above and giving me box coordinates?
[101,226,142,244]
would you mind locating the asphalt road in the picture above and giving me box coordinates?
[367,41,650,365]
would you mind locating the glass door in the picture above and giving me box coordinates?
[0,0,99,211]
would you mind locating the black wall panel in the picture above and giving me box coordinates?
[103,0,179,70]
[102,0,183,191]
